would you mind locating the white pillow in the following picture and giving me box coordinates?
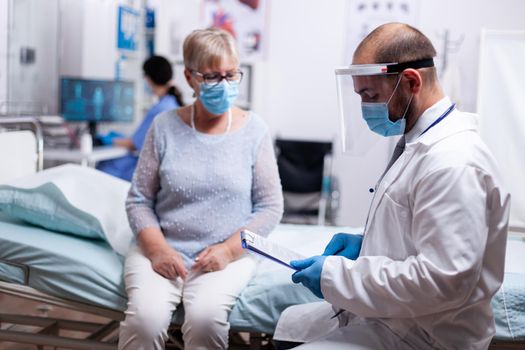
[0,164,133,255]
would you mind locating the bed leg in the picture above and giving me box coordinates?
[38,321,59,336]
[38,320,59,350]
[86,320,120,341]
[249,332,264,350]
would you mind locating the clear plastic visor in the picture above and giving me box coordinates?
[335,66,397,154]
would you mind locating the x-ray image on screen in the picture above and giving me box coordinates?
[60,77,135,122]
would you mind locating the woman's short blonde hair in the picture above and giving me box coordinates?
[183,28,240,72]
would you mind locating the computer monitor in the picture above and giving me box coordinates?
[60,77,135,141]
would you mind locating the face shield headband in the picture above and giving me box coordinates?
[335,58,435,77]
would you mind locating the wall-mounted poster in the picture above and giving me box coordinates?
[200,0,269,60]
[344,0,420,63]
[117,5,140,51]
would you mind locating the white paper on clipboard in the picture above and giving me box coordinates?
[241,229,306,270]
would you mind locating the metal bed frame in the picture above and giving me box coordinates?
[0,281,273,350]
[0,281,121,349]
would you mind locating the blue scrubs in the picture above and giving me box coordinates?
[97,95,179,181]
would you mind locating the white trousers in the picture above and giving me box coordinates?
[118,245,256,350]
[274,302,436,350]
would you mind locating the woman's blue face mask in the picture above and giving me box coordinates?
[361,76,412,137]
[199,81,239,115]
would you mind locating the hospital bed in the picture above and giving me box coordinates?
[1,220,525,350]
[0,218,334,349]
[0,123,524,350]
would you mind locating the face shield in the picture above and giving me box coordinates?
[335,58,434,154]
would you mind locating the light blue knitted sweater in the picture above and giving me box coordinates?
[126,110,283,267]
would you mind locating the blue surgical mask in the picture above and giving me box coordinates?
[199,81,239,115]
[361,102,407,136]
[361,77,412,137]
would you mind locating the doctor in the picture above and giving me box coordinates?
[274,23,510,350]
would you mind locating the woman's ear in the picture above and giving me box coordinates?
[402,69,422,95]
[184,68,196,93]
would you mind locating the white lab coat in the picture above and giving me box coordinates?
[274,98,510,350]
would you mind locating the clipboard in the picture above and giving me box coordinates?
[241,229,306,270]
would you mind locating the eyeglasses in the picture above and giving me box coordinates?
[191,69,243,87]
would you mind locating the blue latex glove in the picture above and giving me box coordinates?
[98,130,125,145]
[322,232,363,260]
[290,256,326,299]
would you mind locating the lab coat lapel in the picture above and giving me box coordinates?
[364,143,418,235]
[363,110,478,236]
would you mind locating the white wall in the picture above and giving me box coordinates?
[60,0,138,79]
[151,0,525,226]
[0,1,8,110]
[81,0,119,79]
[58,0,83,77]
[418,0,525,112]
[154,0,201,61]
[260,0,395,226]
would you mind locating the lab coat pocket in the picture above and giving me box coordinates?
[375,191,413,259]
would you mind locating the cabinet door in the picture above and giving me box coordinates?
[6,0,59,115]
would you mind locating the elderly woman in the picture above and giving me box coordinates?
[118,28,283,350]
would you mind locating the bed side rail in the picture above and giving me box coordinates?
[0,116,44,171]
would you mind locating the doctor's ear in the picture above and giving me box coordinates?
[401,69,422,94]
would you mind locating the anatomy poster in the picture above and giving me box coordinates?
[344,0,420,63]
[200,0,269,60]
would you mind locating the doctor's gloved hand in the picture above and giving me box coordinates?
[290,256,326,299]
[322,233,363,260]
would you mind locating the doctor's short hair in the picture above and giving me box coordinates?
[183,28,240,72]
[355,23,438,84]
[355,23,437,63]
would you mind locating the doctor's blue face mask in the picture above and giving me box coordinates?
[361,76,413,137]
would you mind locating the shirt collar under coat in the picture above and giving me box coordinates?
[405,96,452,143]
[404,96,479,148]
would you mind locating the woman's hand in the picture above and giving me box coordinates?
[192,243,234,273]
[138,227,188,280]
[149,246,188,280]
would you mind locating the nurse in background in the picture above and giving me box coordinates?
[97,55,184,181]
